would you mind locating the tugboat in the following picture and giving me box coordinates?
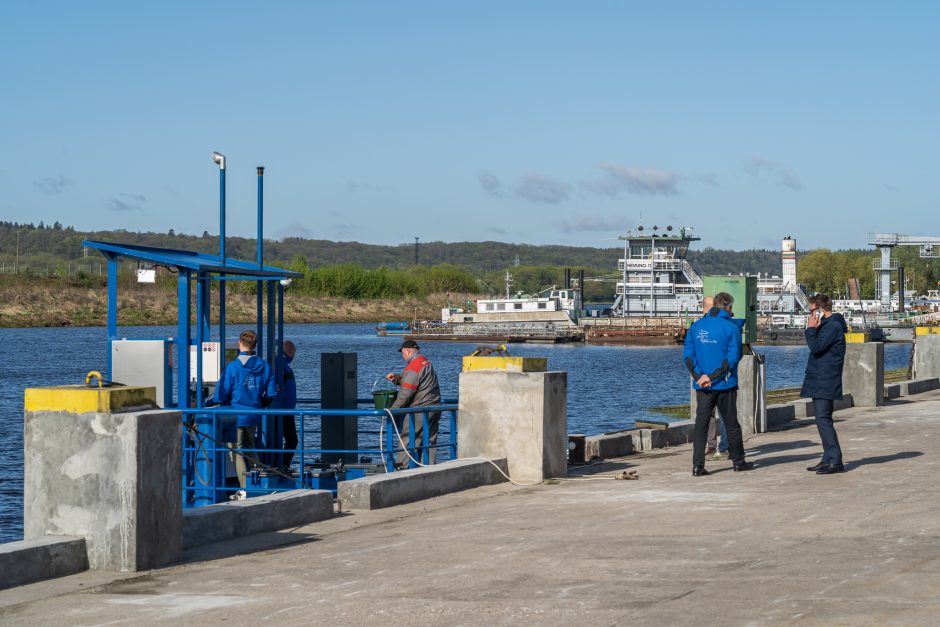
[404,273,584,344]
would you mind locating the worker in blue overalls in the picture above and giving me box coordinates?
[210,329,277,492]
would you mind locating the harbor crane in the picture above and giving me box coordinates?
[869,232,940,309]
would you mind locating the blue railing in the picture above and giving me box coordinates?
[181,399,458,507]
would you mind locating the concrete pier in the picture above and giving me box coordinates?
[457,370,567,482]
[4,389,940,624]
[842,342,884,407]
[23,387,181,572]
[913,334,940,379]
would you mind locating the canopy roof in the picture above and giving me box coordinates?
[82,240,303,280]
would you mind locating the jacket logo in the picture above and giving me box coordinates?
[696,329,718,344]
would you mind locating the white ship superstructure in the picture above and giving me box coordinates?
[611,227,809,316]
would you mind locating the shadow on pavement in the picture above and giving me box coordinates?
[845,450,923,471]
[182,530,320,564]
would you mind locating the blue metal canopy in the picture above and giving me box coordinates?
[82,240,304,280]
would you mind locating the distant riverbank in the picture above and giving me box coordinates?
[0,276,476,328]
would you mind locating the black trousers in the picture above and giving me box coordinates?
[279,415,298,468]
[812,398,843,465]
[694,389,746,467]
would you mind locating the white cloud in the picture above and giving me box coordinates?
[514,174,570,204]
[584,163,680,197]
[556,214,634,233]
[743,156,802,190]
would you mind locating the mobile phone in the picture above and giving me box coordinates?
[814,310,823,320]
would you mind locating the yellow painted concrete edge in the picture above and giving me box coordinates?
[462,356,548,372]
[845,332,870,343]
[25,386,157,413]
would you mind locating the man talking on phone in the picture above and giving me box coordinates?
[800,293,848,474]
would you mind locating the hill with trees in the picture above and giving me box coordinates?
[2,222,939,301]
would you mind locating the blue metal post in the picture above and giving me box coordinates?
[217,155,227,372]
[256,166,264,354]
[422,413,430,465]
[261,281,277,464]
[195,276,207,408]
[106,256,118,378]
[449,410,457,460]
[385,413,396,472]
[177,271,191,409]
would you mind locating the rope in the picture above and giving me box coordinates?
[382,409,543,487]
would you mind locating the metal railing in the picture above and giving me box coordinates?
[181,399,458,507]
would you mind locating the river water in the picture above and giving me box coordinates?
[0,323,912,542]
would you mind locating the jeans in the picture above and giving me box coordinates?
[707,412,729,453]
[812,398,843,465]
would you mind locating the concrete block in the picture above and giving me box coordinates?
[585,430,637,460]
[24,408,182,572]
[458,371,567,483]
[900,378,940,396]
[0,536,88,590]
[633,429,653,452]
[183,489,333,548]
[843,342,884,407]
[884,383,901,400]
[766,403,796,428]
[834,395,854,412]
[338,458,509,510]
[648,421,694,449]
[689,355,763,436]
[913,335,940,380]
[792,399,813,419]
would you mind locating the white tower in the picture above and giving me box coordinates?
[782,236,797,293]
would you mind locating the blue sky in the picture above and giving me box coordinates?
[2,2,938,252]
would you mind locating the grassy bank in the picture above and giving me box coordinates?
[650,367,911,419]
[0,275,479,328]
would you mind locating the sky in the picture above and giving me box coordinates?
[1,1,938,253]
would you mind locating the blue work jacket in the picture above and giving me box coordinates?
[275,355,297,410]
[683,308,742,391]
[211,352,277,428]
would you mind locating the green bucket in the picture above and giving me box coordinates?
[373,389,398,410]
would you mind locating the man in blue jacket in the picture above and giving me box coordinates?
[211,330,278,491]
[275,340,299,468]
[682,292,754,476]
[800,293,848,474]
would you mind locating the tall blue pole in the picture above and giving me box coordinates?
[213,152,227,367]
[256,166,264,356]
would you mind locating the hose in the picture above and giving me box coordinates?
[382,408,543,487]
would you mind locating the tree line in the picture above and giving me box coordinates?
[3,223,939,300]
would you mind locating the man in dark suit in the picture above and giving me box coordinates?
[800,293,848,474]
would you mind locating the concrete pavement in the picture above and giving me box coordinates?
[2,391,940,626]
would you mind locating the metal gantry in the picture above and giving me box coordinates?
[869,233,940,309]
